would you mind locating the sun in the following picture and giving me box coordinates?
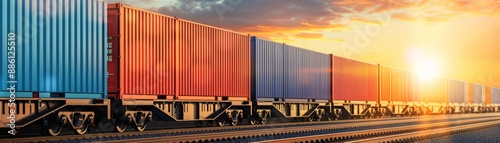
[415,60,440,81]
[407,46,442,81]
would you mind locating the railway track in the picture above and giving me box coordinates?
[0,115,416,140]
[2,113,499,143]
[258,114,500,143]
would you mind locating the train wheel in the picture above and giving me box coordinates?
[206,121,214,126]
[74,115,94,135]
[114,119,128,133]
[217,119,225,127]
[231,121,238,126]
[134,124,147,132]
[248,117,256,125]
[195,121,203,127]
[43,115,63,136]
[260,119,267,124]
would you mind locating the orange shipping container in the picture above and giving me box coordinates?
[486,86,491,104]
[380,66,391,101]
[418,77,448,103]
[107,3,249,100]
[379,65,416,102]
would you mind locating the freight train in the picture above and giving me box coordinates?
[1,1,499,136]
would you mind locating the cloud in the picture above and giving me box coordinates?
[349,16,382,25]
[295,33,324,39]
[107,0,500,39]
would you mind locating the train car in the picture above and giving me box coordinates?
[490,87,500,112]
[416,77,448,115]
[465,83,486,113]
[0,0,109,136]
[250,37,332,123]
[107,3,251,131]
[448,79,467,113]
[332,56,378,119]
[379,65,416,117]
[484,86,494,112]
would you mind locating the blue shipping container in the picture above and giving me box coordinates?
[251,37,284,100]
[251,37,331,101]
[472,84,483,104]
[448,79,465,103]
[0,0,107,99]
[283,44,331,100]
[491,87,500,104]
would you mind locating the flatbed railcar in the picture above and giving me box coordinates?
[1,2,500,137]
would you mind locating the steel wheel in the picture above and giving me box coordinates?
[217,119,225,127]
[231,121,238,126]
[248,118,256,125]
[134,124,147,132]
[74,117,93,135]
[195,121,203,127]
[114,119,128,133]
[43,115,63,136]
[260,119,267,124]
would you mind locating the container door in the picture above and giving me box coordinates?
[107,6,121,98]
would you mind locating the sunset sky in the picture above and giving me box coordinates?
[109,0,500,87]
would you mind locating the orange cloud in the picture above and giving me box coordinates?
[349,16,382,25]
[295,33,324,39]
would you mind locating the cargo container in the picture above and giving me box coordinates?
[250,37,331,121]
[447,79,467,113]
[492,87,500,104]
[448,79,466,104]
[283,45,331,100]
[1,0,107,99]
[332,56,378,118]
[332,56,378,101]
[469,84,483,104]
[418,77,448,103]
[380,66,391,102]
[416,77,448,114]
[491,87,500,112]
[379,66,416,102]
[464,83,487,113]
[178,19,250,99]
[107,4,249,100]
[250,37,284,100]
[485,86,491,105]
[0,0,109,135]
[378,65,416,116]
[107,3,250,130]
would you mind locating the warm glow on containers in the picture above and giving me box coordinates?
[107,4,249,100]
[380,66,416,102]
[332,56,378,101]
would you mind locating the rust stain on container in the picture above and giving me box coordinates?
[107,3,249,100]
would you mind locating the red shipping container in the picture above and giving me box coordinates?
[332,56,378,101]
[107,4,249,100]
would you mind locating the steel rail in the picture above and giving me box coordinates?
[109,114,500,143]
[255,116,500,143]
[1,113,498,143]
